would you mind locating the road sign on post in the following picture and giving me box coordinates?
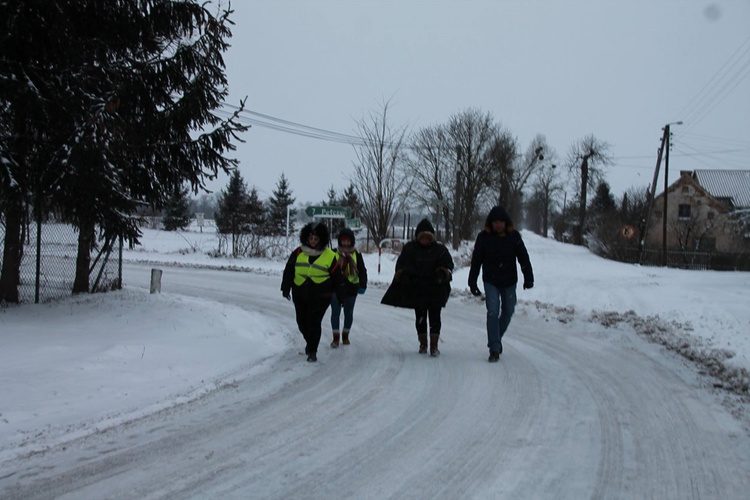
[304,206,351,219]
[345,218,361,229]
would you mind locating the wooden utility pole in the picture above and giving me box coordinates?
[638,121,681,265]
[662,125,672,267]
[637,127,669,264]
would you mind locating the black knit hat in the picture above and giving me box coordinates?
[337,228,356,247]
[415,218,435,235]
[485,206,512,226]
[300,222,330,249]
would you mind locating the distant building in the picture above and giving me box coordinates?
[646,170,750,254]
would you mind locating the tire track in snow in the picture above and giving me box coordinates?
[4,268,750,499]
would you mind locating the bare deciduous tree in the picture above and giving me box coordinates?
[566,135,613,245]
[351,100,411,245]
[406,124,454,241]
[504,134,547,225]
[672,208,717,253]
[486,130,518,212]
[446,109,502,246]
[530,156,563,237]
[727,209,750,251]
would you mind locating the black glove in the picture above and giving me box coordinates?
[523,281,534,290]
[470,285,482,296]
[282,290,291,301]
[433,270,445,284]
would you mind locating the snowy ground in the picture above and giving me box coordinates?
[1,228,749,498]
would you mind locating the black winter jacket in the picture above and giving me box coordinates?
[281,222,344,302]
[381,228,454,310]
[468,207,534,289]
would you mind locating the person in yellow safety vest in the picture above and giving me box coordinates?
[329,228,368,348]
[281,222,344,362]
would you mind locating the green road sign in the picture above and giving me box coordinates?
[345,218,361,229]
[304,206,351,219]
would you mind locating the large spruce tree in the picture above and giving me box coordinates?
[266,173,296,236]
[0,0,247,300]
[215,170,253,256]
[163,186,192,231]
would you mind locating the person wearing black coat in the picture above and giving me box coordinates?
[468,205,534,362]
[281,222,344,362]
[329,228,368,347]
[381,218,454,356]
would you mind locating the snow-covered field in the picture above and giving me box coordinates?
[1,227,749,498]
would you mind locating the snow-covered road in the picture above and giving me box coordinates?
[4,265,749,499]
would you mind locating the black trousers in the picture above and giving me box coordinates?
[293,295,331,354]
[415,306,442,336]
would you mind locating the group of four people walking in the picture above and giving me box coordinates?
[281,205,534,363]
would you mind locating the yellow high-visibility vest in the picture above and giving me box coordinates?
[294,248,335,285]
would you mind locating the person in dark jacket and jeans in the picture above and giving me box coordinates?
[329,228,368,347]
[281,222,343,362]
[468,206,534,362]
[381,218,454,356]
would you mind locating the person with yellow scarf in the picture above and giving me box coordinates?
[330,228,368,348]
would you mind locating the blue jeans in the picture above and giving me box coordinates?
[331,294,357,331]
[484,282,516,353]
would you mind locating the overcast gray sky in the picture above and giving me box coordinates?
[212,0,750,206]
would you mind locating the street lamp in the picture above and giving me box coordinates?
[662,121,683,267]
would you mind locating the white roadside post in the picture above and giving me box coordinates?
[150,268,162,294]
[196,213,204,233]
[286,205,291,248]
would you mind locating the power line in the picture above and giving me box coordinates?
[679,131,750,149]
[683,58,750,133]
[677,34,750,134]
[672,141,749,169]
[217,103,748,170]
[220,104,368,146]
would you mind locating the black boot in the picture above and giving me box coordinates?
[429,334,440,357]
[418,333,428,354]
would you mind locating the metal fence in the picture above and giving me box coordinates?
[0,220,122,303]
[623,248,750,271]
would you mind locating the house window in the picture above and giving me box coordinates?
[707,211,714,220]
[678,204,691,219]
